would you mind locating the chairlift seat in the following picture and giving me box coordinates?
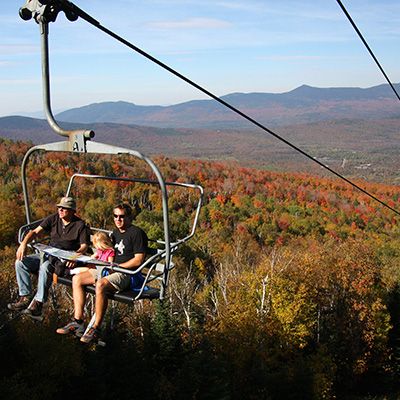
[19,223,175,304]
[50,244,170,302]
[55,275,160,303]
[19,167,202,306]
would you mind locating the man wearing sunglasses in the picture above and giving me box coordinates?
[57,203,148,343]
[7,196,90,319]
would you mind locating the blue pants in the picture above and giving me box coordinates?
[15,254,54,303]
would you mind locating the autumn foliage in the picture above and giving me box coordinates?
[0,137,400,399]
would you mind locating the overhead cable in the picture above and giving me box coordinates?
[335,0,400,102]
[24,0,400,217]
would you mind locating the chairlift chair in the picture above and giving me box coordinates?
[17,0,204,305]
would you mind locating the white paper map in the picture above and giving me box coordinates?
[33,243,112,266]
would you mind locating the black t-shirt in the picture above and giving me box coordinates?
[111,225,148,265]
[40,213,90,251]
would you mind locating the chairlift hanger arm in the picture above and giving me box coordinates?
[19,0,94,150]
[40,22,94,144]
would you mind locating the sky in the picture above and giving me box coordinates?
[1,0,400,117]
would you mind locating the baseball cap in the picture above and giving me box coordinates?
[56,196,76,210]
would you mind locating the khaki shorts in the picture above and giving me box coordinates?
[88,267,131,292]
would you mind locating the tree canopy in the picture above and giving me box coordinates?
[1,138,400,399]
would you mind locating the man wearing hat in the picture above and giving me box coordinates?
[7,196,90,318]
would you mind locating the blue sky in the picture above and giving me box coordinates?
[1,0,399,116]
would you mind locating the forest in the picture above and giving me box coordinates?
[0,137,400,399]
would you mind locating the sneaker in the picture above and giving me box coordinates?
[7,296,31,311]
[22,299,43,317]
[80,327,99,344]
[56,320,85,337]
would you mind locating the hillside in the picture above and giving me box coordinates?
[54,83,400,129]
[1,138,400,399]
[1,115,400,184]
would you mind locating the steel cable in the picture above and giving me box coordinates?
[58,0,400,216]
[335,0,400,102]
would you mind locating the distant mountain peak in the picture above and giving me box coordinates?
[294,84,314,90]
[16,82,399,129]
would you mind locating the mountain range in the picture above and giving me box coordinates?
[55,83,400,129]
[2,83,400,184]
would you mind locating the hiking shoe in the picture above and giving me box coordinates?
[56,320,85,337]
[80,327,99,344]
[22,299,43,317]
[7,296,31,311]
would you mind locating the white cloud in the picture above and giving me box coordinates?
[149,17,231,30]
[257,55,323,62]
[0,44,38,56]
[0,78,39,85]
[212,0,340,21]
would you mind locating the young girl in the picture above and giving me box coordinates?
[70,231,114,275]
[91,231,115,263]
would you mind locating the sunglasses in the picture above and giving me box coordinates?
[58,206,70,211]
[113,214,126,220]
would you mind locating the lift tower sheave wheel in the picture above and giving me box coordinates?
[19,0,96,24]
[19,0,62,24]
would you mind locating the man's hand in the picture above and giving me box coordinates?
[16,226,43,261]
[66,244,88,269]
[16,243,27,261]
[66,261,77,269]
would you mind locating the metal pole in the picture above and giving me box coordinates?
[39,21,94,142]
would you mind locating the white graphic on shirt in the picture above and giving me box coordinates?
[115,239,125,255]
